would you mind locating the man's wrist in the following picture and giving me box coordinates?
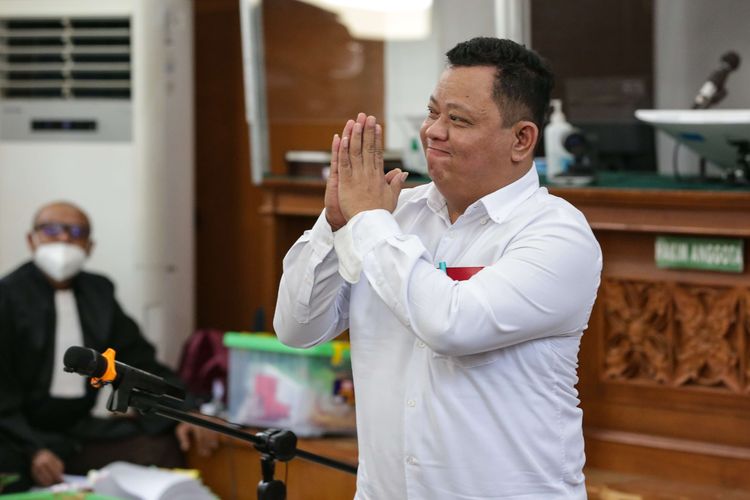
[325,210,345,232]
[341,205,381,225]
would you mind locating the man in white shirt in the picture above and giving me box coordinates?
[274,37,602,499]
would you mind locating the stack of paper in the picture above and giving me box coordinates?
[92,462,215,500]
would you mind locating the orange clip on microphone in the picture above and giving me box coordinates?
[90,347,117,388]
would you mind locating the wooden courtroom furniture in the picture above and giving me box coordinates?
[571,185,750,491]
[253,174,750,494]
[188,433,357,500]
[187,437,750,499]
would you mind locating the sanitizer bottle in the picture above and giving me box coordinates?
[544,99,574,183]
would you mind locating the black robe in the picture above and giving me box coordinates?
[0,261,182,467]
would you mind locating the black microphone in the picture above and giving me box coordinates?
[64,346,185,401]
[692,51,741,109]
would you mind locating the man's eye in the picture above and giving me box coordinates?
[449,114,466,123]
[426,107,438,118]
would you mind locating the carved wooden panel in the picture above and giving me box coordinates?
[602,278,747,393]
[602,280,672,383]
[672,286,742,391]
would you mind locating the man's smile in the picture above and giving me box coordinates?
[426,144,451,157]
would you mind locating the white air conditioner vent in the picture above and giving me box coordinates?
[0,17,131,99]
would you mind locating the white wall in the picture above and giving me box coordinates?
[655,0,750,176]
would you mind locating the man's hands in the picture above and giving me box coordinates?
[175,422,219,458]
[324,113,408,231]
[323,121,351,231]
[30,449,64,487]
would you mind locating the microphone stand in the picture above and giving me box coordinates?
[105,382,357,500]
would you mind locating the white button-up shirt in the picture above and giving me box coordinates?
[274,165,602,499]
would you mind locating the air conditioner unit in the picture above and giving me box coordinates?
[0,0,194,367]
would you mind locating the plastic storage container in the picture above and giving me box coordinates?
[225,332,356,437]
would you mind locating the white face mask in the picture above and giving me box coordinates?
[33,242,87,282]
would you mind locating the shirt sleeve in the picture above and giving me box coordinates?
[337,208,602,356]
[273,211,351,348]
[0,282,45,458]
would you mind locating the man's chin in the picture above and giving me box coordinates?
[427,163,447,181]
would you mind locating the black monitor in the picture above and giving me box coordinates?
[564,76,657,172]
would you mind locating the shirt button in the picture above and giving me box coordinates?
[416,341,426,348]
[406,456,418,465]
[407,399,416,407]
[480,217,489,225]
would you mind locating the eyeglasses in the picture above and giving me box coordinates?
[34,222,90,240]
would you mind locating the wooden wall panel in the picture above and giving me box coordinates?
[194,0,383,331]
[263,0,384,175]
[194,0,265,331]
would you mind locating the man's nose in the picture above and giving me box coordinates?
[56,231,72,242]
[425,117,448,141]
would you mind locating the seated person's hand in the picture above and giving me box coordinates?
[175,422,219,457]
[30,448,64,486]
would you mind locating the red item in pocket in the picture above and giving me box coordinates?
[446,266,484,281]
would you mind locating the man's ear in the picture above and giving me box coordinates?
[85,240,95,257]
[510,121,539,163]
[27,232,36,253]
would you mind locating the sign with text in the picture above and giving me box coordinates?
[655,236,744,273]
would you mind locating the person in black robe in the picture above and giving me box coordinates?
[0,201,217,492]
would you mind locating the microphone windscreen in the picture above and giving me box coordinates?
[722,51,740,70]
[63,346,108,377]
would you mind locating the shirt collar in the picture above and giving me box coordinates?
[398,182,447,215]
[478,164,540,224]
[403,164,540,224]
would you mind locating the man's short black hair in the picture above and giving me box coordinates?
[446,37,554,130]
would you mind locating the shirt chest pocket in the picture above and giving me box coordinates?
[431,349,502,369]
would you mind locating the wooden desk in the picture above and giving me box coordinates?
[187,433,357,500]
[187,436,750,499]
[257,177,750,491]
